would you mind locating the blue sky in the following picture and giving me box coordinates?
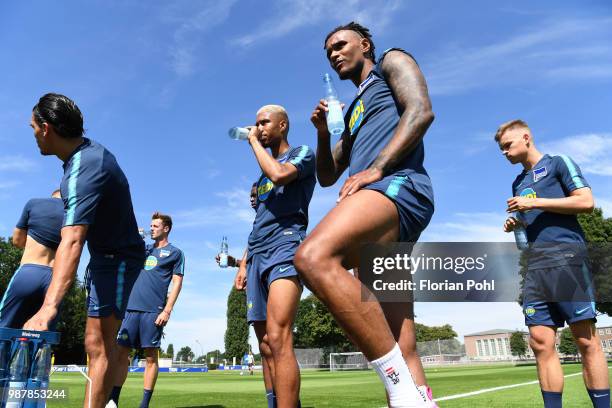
[1,1,611,356]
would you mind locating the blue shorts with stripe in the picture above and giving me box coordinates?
[523,262,596,327]
[0,264,54,329]
[246,240,301,323]
[85,256,142,319]
[364,172,434,242]
[116,310,163,349]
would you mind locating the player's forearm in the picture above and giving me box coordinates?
[316,131,339,186]
[533,196,594,215]
[250,139,293,185]
[164,279,183,313]
[43,238,83,310]
[370,107,434,174]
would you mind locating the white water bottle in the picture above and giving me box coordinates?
[228,127,250,141]
[513,212,528,250]
[323,73,345,136]
[219,236,229,268]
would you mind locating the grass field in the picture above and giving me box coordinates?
[45,364,609,407]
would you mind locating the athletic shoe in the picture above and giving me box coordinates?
[418,385,438,408]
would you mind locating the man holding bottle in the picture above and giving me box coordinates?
[295,22,436,407]
[496,119,609,408]
[234,105,315,408]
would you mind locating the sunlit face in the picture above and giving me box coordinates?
[498,127,530,164]
[30,114,50,155]
[325,30,369,80]
[255,111,286,148]
[150,218,169,240]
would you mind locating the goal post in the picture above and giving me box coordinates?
[329,352,369,371]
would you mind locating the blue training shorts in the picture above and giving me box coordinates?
[246,240,301,323]
[85,255,142,319]
[117,310,163,349]
[364,172,434,242]
[0,263,53,329]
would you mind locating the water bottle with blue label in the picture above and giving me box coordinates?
[228,127,250,141]
[513,212,528,250]
[323,73,345,136]
[219,236,229,268]
[4,338,30,408]
[0,340,11,404]
[23,343,52,408]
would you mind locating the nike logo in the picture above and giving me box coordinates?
[575,307,591,315]
[594,394,609,398]
[151,340,159,345]
[279,266,292,272]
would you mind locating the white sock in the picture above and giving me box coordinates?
[371,343,425,407]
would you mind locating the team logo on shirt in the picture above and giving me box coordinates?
[519,188,537,199]
[349,99,365,135]
[160,249,171,258]
[144,255,158,270]
[258,177,274,202]
[533,166,547,182]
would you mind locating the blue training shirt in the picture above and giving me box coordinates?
[512,154,590,268]
[127,243,185,313]
[61,138,144,261]
[247,145,316,255]
[15,198,64,250]
[344,48,434,205]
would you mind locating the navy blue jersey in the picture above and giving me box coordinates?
[512,154,590,269]
[247,145,316,255]
[60,138,144,261]
[344,48,433,204]
[15,198,63,249]
[127,243,185,313]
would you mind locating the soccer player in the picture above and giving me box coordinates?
[234,105,315,408]
[0,190,63,328]
[24,93,145,408]
[496,120,609,408]
[110,212,185,408]
[295,22,436,407]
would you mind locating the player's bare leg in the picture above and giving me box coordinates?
[84,315,122,408]
[266,277,301,408]
[569,320,609,389]
[254,321,276,406]
[529,325,563,392]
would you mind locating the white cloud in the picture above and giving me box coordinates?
[425,17,612,95]
[0,156,37,172]
[173,187,254,229]
[596,197,612,218]
[422,212,514,242]
[164,1,238,77]
[540,133,612,176]
[231,0,403,47]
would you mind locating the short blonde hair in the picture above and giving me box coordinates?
[494,119,530,142]
[257,104,290,135]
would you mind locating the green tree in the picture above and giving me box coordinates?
[224,287,249,362]
[558,327,578,357]
[578,208,612,316]
[166,343,174,360]
[415,323,457,342]
[510,331,527,359]
[293,294,352,352]
[176,346,194,362]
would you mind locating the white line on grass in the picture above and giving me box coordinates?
[433,371,582,402]
[379,366,610,406]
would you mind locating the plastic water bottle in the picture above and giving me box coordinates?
[0,340,11,405]
[228,127,250,141]
[513,212,528,250]
[4,338,30,408]
[219,236,229,268]
[323,73,345,136]
[23,343,52,408]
